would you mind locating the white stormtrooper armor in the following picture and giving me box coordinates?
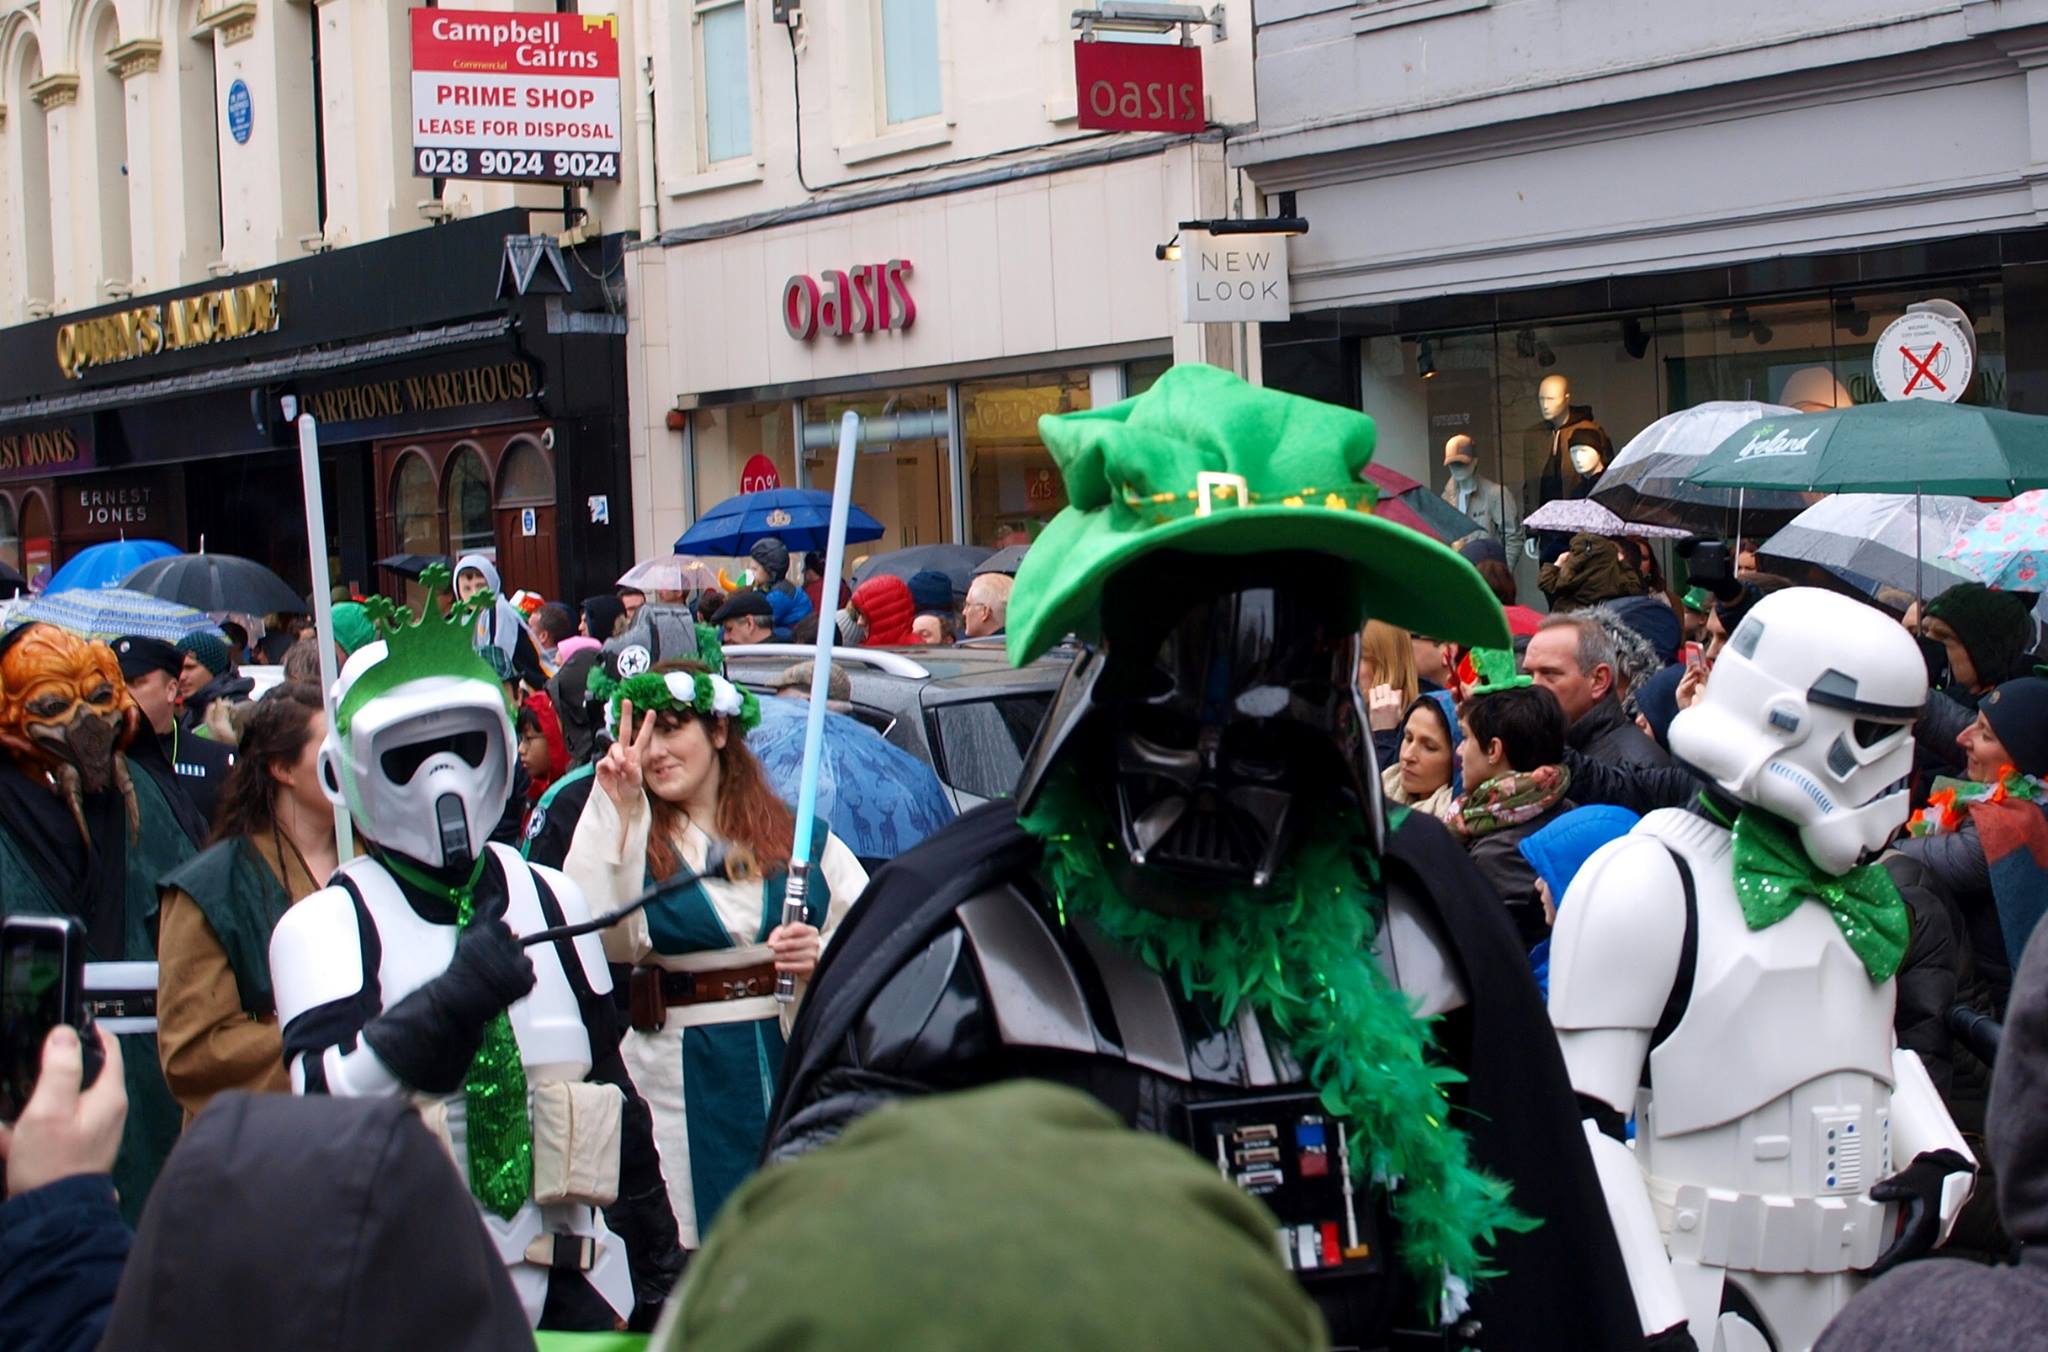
[1548,588,1974,1352]
[269,626,635,1325]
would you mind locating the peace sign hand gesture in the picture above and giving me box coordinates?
[597,699,655,812]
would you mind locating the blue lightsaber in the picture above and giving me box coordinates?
[776,410,861,1003]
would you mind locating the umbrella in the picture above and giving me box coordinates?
[1692,400,2048,496]
[375,553,447,579]
[617,555,721,593]
[0,559,22,597]
[675,488,886,556]
[748,697,955,858]
[1523,498,1692,540]
[852,543,994,598]
[1760,493,1984,600]
[1363,464,1485,542]
[122,552,305,616]
[1594,401,1809,534]
[8,587,223,643]
[1944,489,2048,591]
[975,544,1029,576]
[44,538,180,594]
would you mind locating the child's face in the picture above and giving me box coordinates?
[519,730,552,779]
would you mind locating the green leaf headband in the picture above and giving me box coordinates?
[592,668,762,735]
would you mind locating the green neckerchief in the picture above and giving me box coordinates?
[1021,773,1530,1323]
[383,850,534,1220]
[1728,809,1909,982]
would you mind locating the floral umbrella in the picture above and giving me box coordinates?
[1944,489,2048,591]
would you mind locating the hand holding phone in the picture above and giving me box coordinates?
[1682,641,1705,673]
[1,915,97,1124]
[0,1024,126,1197]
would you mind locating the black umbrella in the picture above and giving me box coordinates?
[973,544,1029,576]
[376,552,448,579]
[851,543,994,598]
[0,558,22,597]
[123,553,305,616]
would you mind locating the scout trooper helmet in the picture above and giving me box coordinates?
[1670,586,1926,874]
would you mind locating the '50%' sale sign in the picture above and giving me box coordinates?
[1074,40,1205,134]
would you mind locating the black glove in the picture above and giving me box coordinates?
[1867,1147,1975,1276]
[362,919,537,1094]
[1643,1320,1698,1352]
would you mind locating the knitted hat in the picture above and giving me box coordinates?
[330,602,377,657]
[907,570,954,615]
[664,1082,1326,1352]
[1982,676,2048,779]
[751,537,791,583]
[1006,364,1507,664]
[176,628,230,677]
[112,634,182,682]
[1927,583,2034,688]
[1632,664,1686,751]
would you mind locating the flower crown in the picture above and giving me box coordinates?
[591,668,762,736]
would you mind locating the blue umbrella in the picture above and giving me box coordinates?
[674,488,885,555]
[9,587,223,643]
[748,696,954,860]
[44,538,180,594]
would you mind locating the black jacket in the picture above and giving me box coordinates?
[1465,796,1576,949]
[0,1175,129,1352]
[99,1095,535,1352]
[766,802,1643,1351]
[1567,694,1670,770]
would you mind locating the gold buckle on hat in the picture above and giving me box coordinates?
[1195,471,1249,517]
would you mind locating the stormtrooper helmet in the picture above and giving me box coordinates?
[1670,587,1925,874]
[319,565,519,875]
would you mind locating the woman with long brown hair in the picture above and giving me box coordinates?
[564,660,867,1247]
[155,682,336,1120]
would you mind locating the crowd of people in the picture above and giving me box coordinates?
[1,364,2046,1351]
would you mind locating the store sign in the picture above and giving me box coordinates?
[1073,39,1204,133]
[1179,234,1290,323]
[782,262,916,341]
[0,422,92,481]
[739,454,783,493]
[54,278,282,380]
[409,9,622,182]
[300,359,539,427]
[57,469,184,545]
[1873,310,1974,403]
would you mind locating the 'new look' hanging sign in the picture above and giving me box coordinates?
[1179,233,1291,324]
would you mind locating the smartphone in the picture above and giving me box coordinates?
[0,915,90,1123]
[1682,641,1705,672]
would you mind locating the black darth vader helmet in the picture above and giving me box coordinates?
[1017,550,1384,890]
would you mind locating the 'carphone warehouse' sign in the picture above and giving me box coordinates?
[409,9,621,183]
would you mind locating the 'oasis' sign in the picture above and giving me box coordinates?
[782,261,915,341]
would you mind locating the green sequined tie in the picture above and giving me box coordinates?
[1730,809,1909,982]
[389,853,534,1220]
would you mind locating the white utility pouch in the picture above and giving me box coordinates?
[530,1080,625,1207]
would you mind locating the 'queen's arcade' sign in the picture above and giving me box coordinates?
[782,260,916,341]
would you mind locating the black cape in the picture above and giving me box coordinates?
[771,803,1643,1351]
[0,759,131,958]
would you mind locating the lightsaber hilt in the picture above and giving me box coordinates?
[774,860,811,1003]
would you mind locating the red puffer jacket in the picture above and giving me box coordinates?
[851,574,916,646]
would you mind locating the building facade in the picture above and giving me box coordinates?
[0,0,649,603]
[1240,0,2048,582]
[623,0,1259,561]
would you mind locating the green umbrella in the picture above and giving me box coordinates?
[1689,400,2048,497]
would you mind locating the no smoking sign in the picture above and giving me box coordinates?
[1872,310,1974,403]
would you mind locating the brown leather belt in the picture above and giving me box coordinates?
[629,962,780,1032]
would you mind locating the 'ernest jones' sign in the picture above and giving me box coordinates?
[410,9,621,182]
[1180,235,1292,324]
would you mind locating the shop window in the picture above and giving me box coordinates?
[962,370,1091,547]
[692,402,797,536]
[91,8,131,286]
[1125,355,1173,398]
[445,446,495,564]
[0,495,17,574]
[497,439,554,504]
[877,0,942,125]
[696,0,752,164]
[392,454,438,557]
[18,492,52,586]
[804,385,953,556]
[13,40,54,311]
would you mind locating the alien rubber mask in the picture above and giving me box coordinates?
[0,624,141,840]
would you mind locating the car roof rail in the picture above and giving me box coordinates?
[722,643,932,680]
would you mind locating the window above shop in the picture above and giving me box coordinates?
[659,0,766,196]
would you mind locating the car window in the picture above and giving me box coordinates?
[929,694,1052,801]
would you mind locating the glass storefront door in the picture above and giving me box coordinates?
[801,384,954,557]
[961,369,1092,547]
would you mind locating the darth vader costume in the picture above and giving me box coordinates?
[765,366,1639,1350]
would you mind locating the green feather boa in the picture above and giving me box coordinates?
[1020,775,1533,1318]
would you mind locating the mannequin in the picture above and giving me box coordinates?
[1441,435,1524,560]
[1532,374,1612,558]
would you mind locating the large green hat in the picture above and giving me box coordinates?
[1007,364,1510,664]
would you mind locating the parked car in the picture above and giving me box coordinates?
[722,643,1074,810]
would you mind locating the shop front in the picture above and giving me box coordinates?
[626,144,1222,562]
[0,210,634,609]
